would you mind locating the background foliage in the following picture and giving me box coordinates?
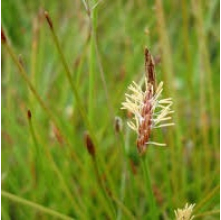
[2,0,220,219]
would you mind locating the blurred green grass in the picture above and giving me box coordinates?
[2,0,220,219]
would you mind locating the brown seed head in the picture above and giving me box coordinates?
[1,28,7,44]
[27,110,32,120]
[136,85,153,155]
[84,132,96,157]
[44,11,53,29]
[144,47,156,94]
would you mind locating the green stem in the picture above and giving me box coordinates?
[1,191,74,220]
[28,115,41,187]
[194,210,220,219]
[111,195,136,220]
[44,11,101,166]
[27,114,87,219]
[141,155,158,219]
[3,42,82,170]
[88,22,96,124]
[194,184,220,212]
[92,157,117,218]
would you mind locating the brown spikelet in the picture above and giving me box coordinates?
[136,86,153,155]
[84,132,95,157]
[1,28,6,44]
[27,110,32,120]
[144,48,156,94]
[44,11,53,29]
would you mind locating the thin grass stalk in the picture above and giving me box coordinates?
[141,155,158,219]
[29,14,42,190]
[191,0,210,198]
[3,41,87,219]
[44,15,122,217]
[159,149,173,217]
[94,35,114,118]
[88,18,96,124]
[2,41,83,170]
[4,50,12,128]
[194,210,220,219]
[1,208,10,220]
[76,40,90,87]
[194,184,220,212]
[44,12,89,126]
[27,111,41,187]
[2,34,86,217]
[155,0,182,199]
[192,0,217,149]
[44,14,120,218]
[1,191,75,220]
[116,126,128,220]
[124,126,139,215]
[111,195,136,220]
[117,168,126,220]
[92,181,115,219]
[83,0,114,118]
[181,0,198,200]
[44,11,99,153]
[30,16,39,93]
[27,116,87,219]
[92,157,117,218]
[191,0,218,191]
[46,152,87,219]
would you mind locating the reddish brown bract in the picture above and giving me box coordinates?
[84,132,96,157]
[136,86,153,155]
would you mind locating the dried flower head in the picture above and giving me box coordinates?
[174,203,195,220]
[121,77,174,155]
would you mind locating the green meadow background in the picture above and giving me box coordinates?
[2,0,220,219]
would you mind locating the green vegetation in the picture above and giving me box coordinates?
[2,0,219,219]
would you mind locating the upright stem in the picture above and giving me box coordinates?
[92,157,117,218]
[1,191,74,220]
[141,155,157,219]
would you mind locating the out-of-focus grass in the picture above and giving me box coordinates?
[2,0,220,219]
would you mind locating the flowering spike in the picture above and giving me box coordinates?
[174,203,195,220]
[121,77,174,155]
[121,49,174,155]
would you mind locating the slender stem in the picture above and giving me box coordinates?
[88,13,96,124]
[92,157,117,218]
[27,114,87,219]
[117,131,127,220]
[1,191,74,220]
[155,0,183,200]
[3,42,83,170]
[194,184,220,212]
[44,11,101,163]
[194,210,220,219]
[28,115,41,186]
[111,195,136,220]
[141,155,158,219]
